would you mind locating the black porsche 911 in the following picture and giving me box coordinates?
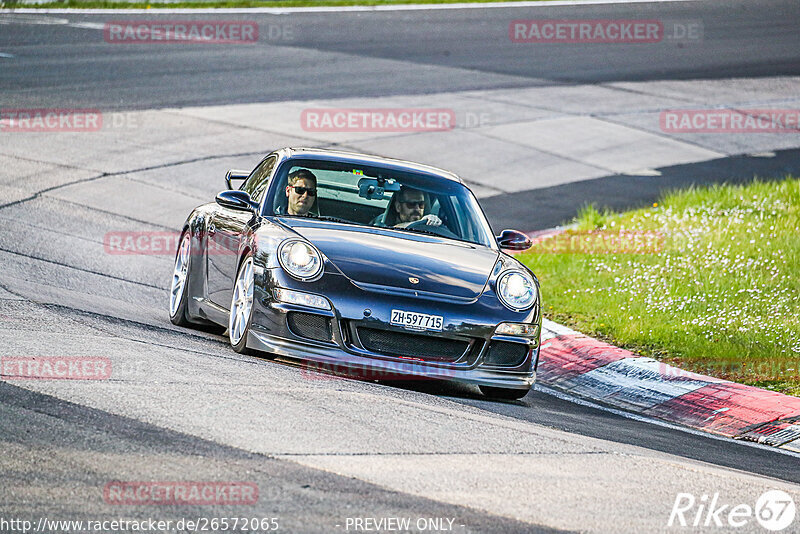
[169,147,540,399]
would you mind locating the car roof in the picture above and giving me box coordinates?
[277,147,464,184]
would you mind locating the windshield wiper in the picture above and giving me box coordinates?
[314,215,355,224]
[402,226,446,238]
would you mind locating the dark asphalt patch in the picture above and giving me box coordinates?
[1,1,799,110]
[482,147,800,232]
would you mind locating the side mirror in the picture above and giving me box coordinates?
[216,190,258,213]
[497,229,532,251]
[225,169,250,190]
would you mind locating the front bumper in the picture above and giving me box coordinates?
[248,266,539,390]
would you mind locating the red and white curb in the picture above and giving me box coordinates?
[538,319,800,452]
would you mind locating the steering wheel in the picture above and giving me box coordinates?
[406,219,459,239]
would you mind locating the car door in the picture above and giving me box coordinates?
[207,155,276,308]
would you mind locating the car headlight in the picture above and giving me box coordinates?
[278,239,323,281]
[497,271,537,311]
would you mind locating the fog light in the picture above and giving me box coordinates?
[274,288,331,310]
[495,322,538,337]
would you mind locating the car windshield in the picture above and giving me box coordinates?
[265,158,495,248]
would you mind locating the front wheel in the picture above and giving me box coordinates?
[169,232,193,327]
[479,385,530,401]
[229,255,255,354]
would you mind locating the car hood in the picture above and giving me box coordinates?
[277,218,499,300]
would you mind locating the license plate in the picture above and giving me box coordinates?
[390,309,443,331]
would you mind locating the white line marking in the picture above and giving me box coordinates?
[0,52,15,58]
[535,383,800,459]
[0,14,68,23]
[2,0,705,15]
[67,21,107,29]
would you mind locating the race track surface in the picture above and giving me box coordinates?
[1,2,800,532]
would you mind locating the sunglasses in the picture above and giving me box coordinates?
[401,201,425,209]
[290,186,317,196]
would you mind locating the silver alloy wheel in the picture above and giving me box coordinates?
[229,257,254,347]
[169,234,191,317]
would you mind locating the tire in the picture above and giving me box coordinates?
[169,232,194,327]
[229,254,255,354]
[479,385,530,401]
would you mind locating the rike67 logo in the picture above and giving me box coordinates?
[668,490,796,531]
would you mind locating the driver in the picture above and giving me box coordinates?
[393,186,441,228]
[285,169,317,216]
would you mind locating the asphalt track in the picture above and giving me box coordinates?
[2,1,800,533]
[2,1,800,109]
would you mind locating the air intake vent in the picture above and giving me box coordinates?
[483,341,529,367]
[287,312,332,342]
[357,327,469,362]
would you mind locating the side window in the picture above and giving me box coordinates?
[241,156,277,203]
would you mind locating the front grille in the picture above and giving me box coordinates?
[483,341,529,367]
[356,327,469,362]
[287,312,332,342]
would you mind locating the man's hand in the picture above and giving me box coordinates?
[420,214,442,226]
[395,214,442,228]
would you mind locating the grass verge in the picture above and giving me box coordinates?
[3,0,548,9]
[518,177,800,396]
